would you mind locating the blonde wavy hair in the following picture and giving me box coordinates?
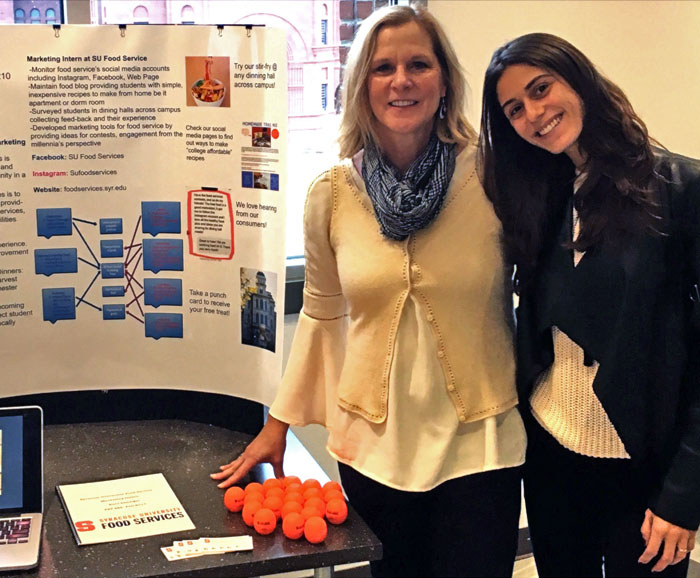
[337,4,476,159]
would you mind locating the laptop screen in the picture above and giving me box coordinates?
[0,407,42,514]
[0,415,24,509]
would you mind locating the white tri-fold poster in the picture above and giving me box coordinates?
[0,24,287,404]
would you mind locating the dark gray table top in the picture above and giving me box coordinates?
[4,420,381,578]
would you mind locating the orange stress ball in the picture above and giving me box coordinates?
[301,505,324,521]
[242,501,262,527]
[281,500,303,520]
[323,489,345,503]
[305,496,326,517]
[283,475,302,488]
[303,487,322,501]
[323,481,343,494]
[263,478,284,492]
[266,486,285,500]
[245,490,265,505]
[244,493,264,507]
[245,482,264,495]
[302,479,322,492]
[326,498,348,525]
[282,512,306,540]
[224,486,245,512]
[263,496,284,519]
[253,508,277,535]
[304,516,328,544]
[284,491,304,505]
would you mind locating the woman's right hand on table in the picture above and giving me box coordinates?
[210,415,289,488]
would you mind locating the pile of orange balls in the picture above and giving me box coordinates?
[223,476,348,544]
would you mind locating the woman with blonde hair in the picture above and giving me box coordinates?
[213,6,526,576]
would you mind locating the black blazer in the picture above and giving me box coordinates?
[516,150,700,529]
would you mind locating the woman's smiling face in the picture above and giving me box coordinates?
[496,63,585,167]
[367,20,445,152]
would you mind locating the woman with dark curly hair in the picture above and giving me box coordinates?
[479,32,700,577]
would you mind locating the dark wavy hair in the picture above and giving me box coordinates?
[478,32,660,286]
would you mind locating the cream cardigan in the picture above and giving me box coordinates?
[271,144,517,426]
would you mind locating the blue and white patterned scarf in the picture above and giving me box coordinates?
[361,134,457,241]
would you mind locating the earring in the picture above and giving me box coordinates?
[439,96,447,120]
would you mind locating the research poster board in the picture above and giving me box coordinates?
[0,25,287,405]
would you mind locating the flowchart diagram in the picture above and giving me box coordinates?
[34,202,184,339]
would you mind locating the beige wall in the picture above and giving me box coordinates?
[431,0,700,158]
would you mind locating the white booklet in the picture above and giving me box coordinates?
[56,473,195,545]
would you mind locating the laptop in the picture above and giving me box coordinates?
[0,406,43,571]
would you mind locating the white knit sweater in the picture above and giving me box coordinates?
[530,186,630,459]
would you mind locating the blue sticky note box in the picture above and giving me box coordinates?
[42,288,76,323]
[144,278,182,308]
[100,239,124,259]
[145,313,183,339]
[36,208,72,238]
[102,285,125,298]
[103,304,126,320]
[100,218,123,234]
[142,202,181,236]
[101,263,125,279]
[142,239,184,273]
[34,248,78,276]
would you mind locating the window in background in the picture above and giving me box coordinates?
[181,5,195,24]
[5,3,65,25]
[133,5,149,24]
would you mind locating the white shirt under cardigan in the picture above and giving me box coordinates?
[271,149,526,492]
[327,293,526,491]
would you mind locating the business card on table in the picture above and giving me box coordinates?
[161,535,253,561]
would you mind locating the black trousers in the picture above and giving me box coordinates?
[524,415,690,578]
[338,462,522,578]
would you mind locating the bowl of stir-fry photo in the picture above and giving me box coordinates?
[191,77,226,107]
